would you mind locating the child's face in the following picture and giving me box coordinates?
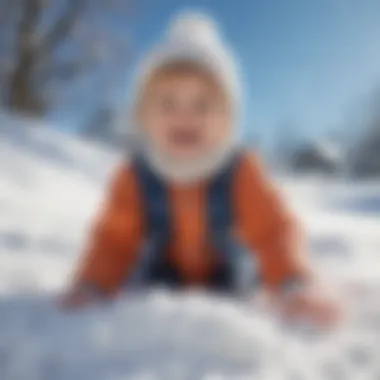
[139,66,231,162]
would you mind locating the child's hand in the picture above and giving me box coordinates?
[274,285,342,327]
[59,287,96,310]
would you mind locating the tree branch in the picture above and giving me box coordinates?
[40,60,89,83]
[38,0,85,54]
[17,0,42,55]
[0,0,15,19]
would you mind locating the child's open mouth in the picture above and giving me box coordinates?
[170,128,201,147]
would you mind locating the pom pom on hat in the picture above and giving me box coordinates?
[166,11,222,47]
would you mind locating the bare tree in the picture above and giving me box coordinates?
[271,120,302,170]
[366,86,380,137]
[346,83,380,177]
[0,0,133,116]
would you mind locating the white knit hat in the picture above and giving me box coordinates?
[131,11,242,126]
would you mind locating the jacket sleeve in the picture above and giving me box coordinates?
[236,153,313,290]
[73,162,143,295]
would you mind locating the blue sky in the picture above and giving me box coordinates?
[119,0,380,147]
[56,0,380,147]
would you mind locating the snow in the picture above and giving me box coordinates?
[1,114,380,379]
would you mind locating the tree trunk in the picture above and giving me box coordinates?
[7,52,44,116]
[6,0,44,116]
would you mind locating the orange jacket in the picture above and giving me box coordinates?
[75,152,311,294]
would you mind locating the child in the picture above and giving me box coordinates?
[63,13,339,325]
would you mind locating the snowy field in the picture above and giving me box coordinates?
[1,115,380,380]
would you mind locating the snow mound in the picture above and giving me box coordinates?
[1,290,380,380]
[1,113,380,379]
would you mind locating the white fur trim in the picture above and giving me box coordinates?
[141,138,238,184]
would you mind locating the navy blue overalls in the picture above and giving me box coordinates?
[128,153,260,295]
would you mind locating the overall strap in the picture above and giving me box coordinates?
[208,152,261,294]
[129,155,171,284]
[208,155,237,234]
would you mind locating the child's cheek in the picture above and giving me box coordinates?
[205,118,230,149]
[143,114,171,150]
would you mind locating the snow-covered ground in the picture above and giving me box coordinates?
[1,115,380,380]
